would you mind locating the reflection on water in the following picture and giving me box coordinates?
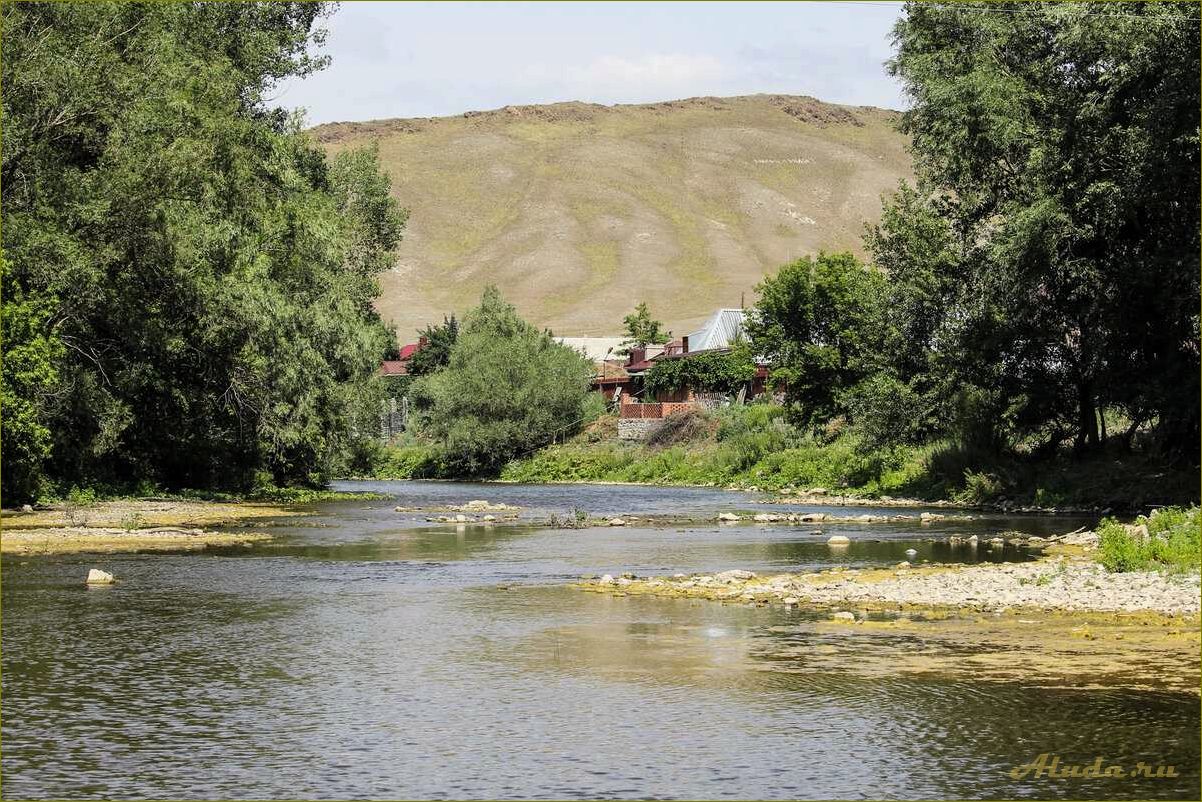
[2,481,1197,800]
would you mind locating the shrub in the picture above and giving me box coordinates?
[1098,506,1200,572]
[414,287,595,476]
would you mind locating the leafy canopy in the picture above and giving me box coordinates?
[879,0,1200,455]
[0,2,406,501]
[744,252,886,427]
[414,287,596,476]
[618,302,668,355]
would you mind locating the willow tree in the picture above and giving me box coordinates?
[1,2,406,500]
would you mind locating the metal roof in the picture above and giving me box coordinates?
[685,308,746,352]
[555,336,626,363]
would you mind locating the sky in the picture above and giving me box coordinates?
[279,1,907,125]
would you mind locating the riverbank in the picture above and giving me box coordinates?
[373,407,1199,512]
[578,555,1202,616]
[0,499,298,555]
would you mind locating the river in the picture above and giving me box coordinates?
[2,481,1197,799]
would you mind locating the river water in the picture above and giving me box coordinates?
[3,481,1198,799]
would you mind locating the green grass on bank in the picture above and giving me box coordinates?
[368,405,1198,510]
[27,479,389,509]
[1098,506,1201,573]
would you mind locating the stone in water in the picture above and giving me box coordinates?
[86,569,115,585]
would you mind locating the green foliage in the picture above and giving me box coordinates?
[246,484,390,504]
[370,444,441,480]
[642,343,756,397]
[883,2,1201,455]
[617,302,668,354]
[1098,507,1200,573]
[412,287,596,476]
[0,260,65,502]
[1,3,403,503]
[844,374,928,453]
[406,315,459,377]
[498,401,1198,509]
[119,512,147,532]
[745,252,886,427]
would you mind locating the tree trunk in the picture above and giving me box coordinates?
[1074,380,1099,453]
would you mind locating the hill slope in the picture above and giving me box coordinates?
[312,94,913,339]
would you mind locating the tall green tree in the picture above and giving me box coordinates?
[745,252,886,427]
[406,315,459,377]
[618,302,668,355]
[415,287,595,476]
[1,2,406,501]
[885,1,1200,455]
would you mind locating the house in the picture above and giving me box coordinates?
[378,336,428,377]
[610,308,775,439]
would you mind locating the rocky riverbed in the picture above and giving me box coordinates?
[0,499,291,555]
[581,555,1201,616]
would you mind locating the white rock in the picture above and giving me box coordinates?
[753,513,773,523]
[831,611,855,621]
[905,548,918,558]
[718,512,740,522]
[85,569,114,585]
[20,504,33,513]
[482,515,496,522]
[715,569,756,583]
[608,518,626,527]
[827,535,851,545]
[599,574,615,584]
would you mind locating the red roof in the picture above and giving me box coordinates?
[379,360,409,375]
[398,342,421,360]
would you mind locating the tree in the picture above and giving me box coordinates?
[744,252,886,427]
[406,315,459,377]
[618,302,668,355]
[414,287,595,475]
[0,2,405,501]
[886,1,1200,456]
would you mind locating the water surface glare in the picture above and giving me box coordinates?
[3,481,1197,799]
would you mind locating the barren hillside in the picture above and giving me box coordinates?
[311,94,913,339]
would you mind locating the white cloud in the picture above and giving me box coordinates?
[524,53,728,103]
[573,53,726,88]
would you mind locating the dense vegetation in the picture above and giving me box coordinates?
[395,287,598,476]
[373,403,1196,510]
[866,1,1199,458]
[1098,507,1201,573]
[642,344,756,397]
[1,2,403,503]
[737,3,1200,474]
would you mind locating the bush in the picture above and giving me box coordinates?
[414,287,596,476]
[1098,506,1200,572]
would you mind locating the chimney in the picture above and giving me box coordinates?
[418,335,428,348]
[629,346,646,366]
[682,335,689,354]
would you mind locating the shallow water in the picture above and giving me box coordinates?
[3,481,1197,799]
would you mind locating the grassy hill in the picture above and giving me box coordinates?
[311,94,913,340]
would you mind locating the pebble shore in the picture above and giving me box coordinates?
[582,557,1201,616]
